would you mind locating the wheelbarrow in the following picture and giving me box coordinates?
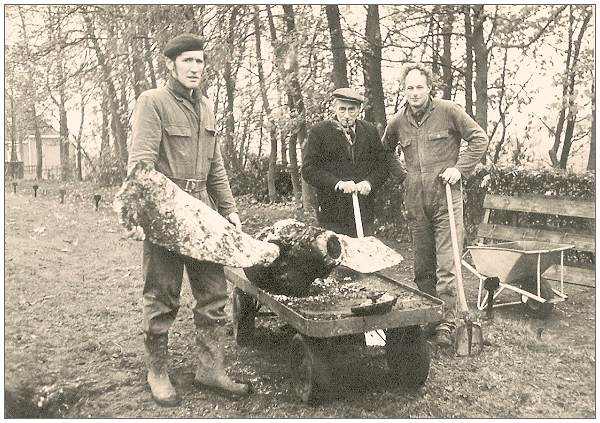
[225,267,444,403]
[461,240,573,317]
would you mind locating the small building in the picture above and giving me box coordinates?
[4,121,67,179]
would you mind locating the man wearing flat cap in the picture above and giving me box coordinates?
[302,88,389,236]
[126,33,250,406]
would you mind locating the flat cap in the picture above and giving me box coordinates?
[163,34,205,59]
[332,88,364,104]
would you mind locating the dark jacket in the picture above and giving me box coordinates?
[301,119,388,234]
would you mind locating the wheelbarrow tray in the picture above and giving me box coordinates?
[225,267,444,338]
[467,240,574,285]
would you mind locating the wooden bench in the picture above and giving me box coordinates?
[476,193,595,288]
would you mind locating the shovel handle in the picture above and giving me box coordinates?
[352,192,364,238]
[445,183,469,313]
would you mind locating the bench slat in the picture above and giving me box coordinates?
[477,223,595,253]
[542,264,595,288]
[483,194,595,219]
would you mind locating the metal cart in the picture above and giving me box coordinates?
[461,240,573,317]
[225,267,444,403]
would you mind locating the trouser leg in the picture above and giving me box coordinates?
[141,241,184,405]
[185,259,251,398]
[142,241,185,335]
[409,217,437,297]
[432,184,464,330]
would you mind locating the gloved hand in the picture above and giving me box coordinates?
[227,212,243,231]
[355,180,372,196]
[439,167,462,185]
[335,180,357,194]
[124,225,146,241]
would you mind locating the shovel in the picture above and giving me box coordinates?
[350,191,394,345]
[337,192,404,273]
[445,183,483,356]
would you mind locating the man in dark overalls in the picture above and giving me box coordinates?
[382,63,488,347]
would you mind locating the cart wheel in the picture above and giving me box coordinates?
[519,277,555,318]
[385,325,430,389]
[232,288,257,345]
[289,334,331,404]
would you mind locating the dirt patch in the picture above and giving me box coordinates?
[4,181,595,417]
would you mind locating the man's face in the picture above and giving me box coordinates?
[404,69,431,109]
[334,99,361,128]
[167,50,205,90]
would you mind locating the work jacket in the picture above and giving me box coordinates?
[382,97,489,217]
[128,77,237,216]
[302,118,389,232]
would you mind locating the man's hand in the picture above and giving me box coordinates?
[439,167,462,185]
[355,180,372,196]
[124,225,146,241]
[335,180,357,194]
[227,212,242,231]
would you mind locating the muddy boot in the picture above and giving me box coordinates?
[144,333,178,406]
[193,327,252,399]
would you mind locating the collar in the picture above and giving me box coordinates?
[402,96,436,124]
[167,76,198,103]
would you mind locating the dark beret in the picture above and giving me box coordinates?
[163,34,205,59]
[332,88,364,104]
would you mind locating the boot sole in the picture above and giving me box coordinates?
[151,394,179,407]
[193,380,253,400]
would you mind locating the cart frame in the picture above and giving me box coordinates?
[224,267,444,403]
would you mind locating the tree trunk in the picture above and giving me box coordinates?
[83,11,128,173]
[130,15,149,99]
[58,94,70,180]
[143,37,157,89]
[325,5,349,89]
[362,5,386,134]
[267,5,305,204]
[222,6,240,171]
[558,7,592,169]
[253,6,279,202]
[9,91,18,163]
[32,104,43,180]
[100,88,111,161]
[463,6,474,118]
[472,5,488,133]
[549,7,574,168]
[441,6,454,100]
[587,81,595,171]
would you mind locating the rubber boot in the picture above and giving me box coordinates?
[144,333,178,406]
[193,327,252,399]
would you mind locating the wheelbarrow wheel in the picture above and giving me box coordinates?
[232,288,257,345]
[519,277,555,318]
[385,325,430,389]
[289,334,331,404]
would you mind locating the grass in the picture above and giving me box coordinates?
[4,179,596,418]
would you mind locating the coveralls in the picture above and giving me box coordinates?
[382,97,488,328]
[128,77,237,335]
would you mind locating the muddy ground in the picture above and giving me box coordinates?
[4,180,596,418]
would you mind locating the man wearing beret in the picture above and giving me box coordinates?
[126,34,250,406]
[302,88,389,237]
[382,63,489,348]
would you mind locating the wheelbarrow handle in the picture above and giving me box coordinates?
[445,183,469,313]
[351,192,364,238]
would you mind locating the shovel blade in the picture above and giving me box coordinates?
[337,234,404,273]
[455,320,484,357]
